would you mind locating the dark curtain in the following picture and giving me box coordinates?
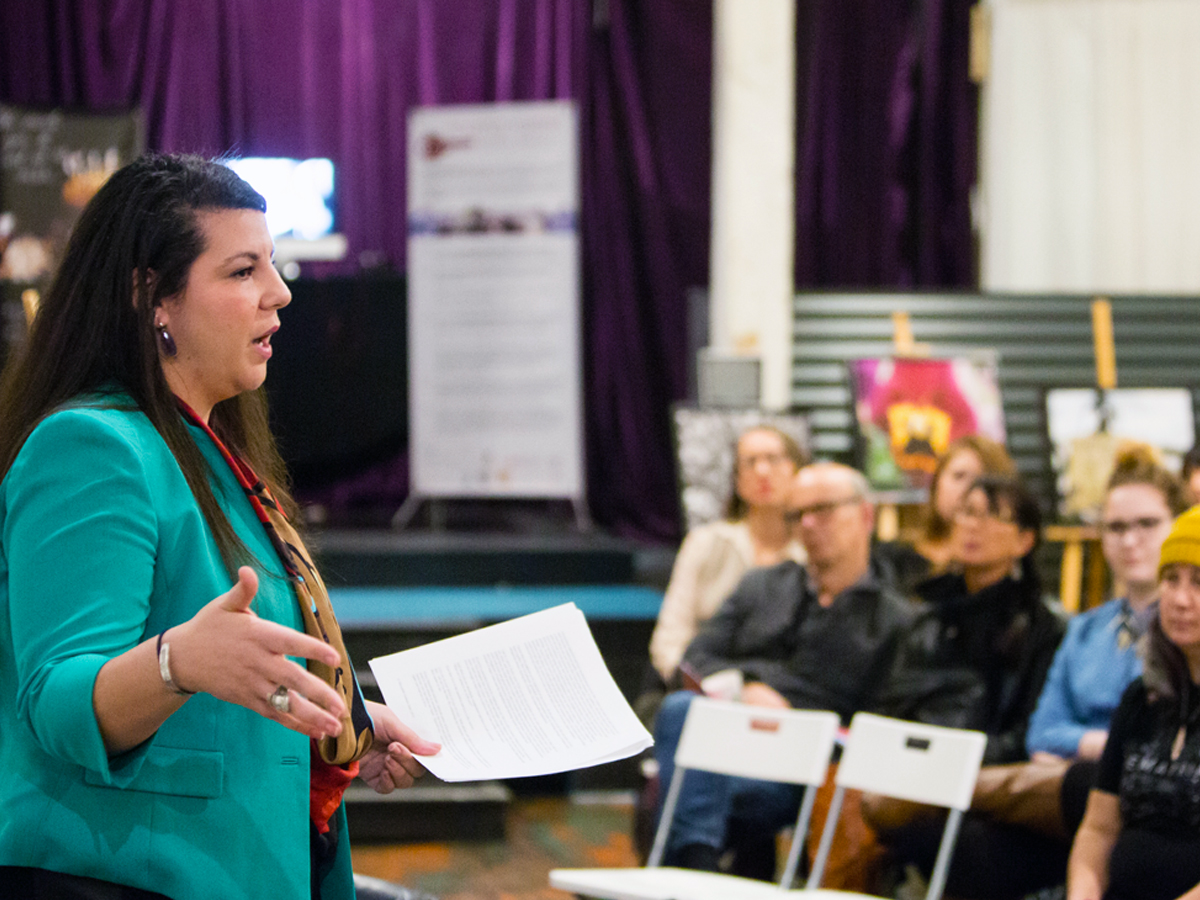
[795,0,977,288]
[581,1,709,538]
[0,0,973,541]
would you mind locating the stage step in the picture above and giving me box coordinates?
[311,530,640,586]
[344,780,512,843]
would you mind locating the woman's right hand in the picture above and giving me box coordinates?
[167,566,347,741]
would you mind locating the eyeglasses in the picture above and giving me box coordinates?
[953,506,1015,526]
[1102,516,1167,538]
[783,495,861,524]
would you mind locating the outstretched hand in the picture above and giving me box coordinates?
[359,700,441,794]
[168,566,347,740]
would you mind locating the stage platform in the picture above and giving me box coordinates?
[311,527,672,843]
[310,528,672,587]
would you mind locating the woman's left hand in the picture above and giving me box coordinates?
[359,700,441,794]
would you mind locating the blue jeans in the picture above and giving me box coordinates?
[653,691,804,861]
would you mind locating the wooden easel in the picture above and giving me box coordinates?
[1043,298,1112,613]
[874,312,931,541]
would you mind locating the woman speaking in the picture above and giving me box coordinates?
[0,154,438,899]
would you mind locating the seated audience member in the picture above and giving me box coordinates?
[881,447,1187,900]
[870,474,1065,899]
[652,462,913,875]
[895,474,1064,761]
[1024,445,1187,832]
[876,435,1017,595]
[1068,507,1200,900]
[648,425,807,687]
[632,426,806,860]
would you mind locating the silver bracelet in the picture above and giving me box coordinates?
[156,631,195,696]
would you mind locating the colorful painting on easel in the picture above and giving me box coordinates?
[849,357,1006,492]
[1045,388,1195,522]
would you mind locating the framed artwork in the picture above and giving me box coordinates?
[1,105,142,285]
[671,406,812,532]
[848,356,1006,493]
[1043,387,1195,522]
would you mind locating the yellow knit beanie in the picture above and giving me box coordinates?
[1159,505,1200,576]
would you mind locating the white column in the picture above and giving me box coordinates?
[709,0,796,410]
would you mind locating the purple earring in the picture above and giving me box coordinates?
[156,322,177,358]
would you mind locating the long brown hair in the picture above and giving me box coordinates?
[0,153,296,574]
[923,434,1016,542]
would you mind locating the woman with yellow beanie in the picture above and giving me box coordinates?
[1068,505,1200,900]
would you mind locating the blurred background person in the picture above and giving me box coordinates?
[871,473,1064,900]
[1028,443,1186,765]
[1068,506,1200,900]
[648,424,807,688]
[876,434,1017,597]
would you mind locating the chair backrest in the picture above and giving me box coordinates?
[648,697,840,884]
[675,697,840,785]
[807,713,986,900]
[835,713,986,809]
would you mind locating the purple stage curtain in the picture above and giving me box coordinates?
[0,0,973,541]
[795,0,976,288]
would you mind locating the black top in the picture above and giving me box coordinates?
[880,571,1065,764]
[871,539,934,599]
[1095,678,1200,900]
[682,559,914,724]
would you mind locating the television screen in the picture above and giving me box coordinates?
[224,157,335,240]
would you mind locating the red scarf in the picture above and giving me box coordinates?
[177,400,367,833]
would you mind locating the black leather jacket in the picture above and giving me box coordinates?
[682,559,914,724]
[880,571,1065,764]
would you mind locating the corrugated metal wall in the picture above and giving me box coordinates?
[791,293,1200,509]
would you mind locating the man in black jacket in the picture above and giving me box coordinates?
[653,461,913,873]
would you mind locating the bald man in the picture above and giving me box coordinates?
[653,462,913,874]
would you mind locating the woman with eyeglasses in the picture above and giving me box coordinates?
[1068,507,1200,900]
[648,425,807,687]
[1028,444,1187,766]
[896,473,1065,764]
[868,474,1065,899]
[634,425,806,870]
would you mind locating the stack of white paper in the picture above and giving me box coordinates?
[369,603,653,782]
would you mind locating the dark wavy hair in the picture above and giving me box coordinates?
[964,473,1043,597]
[0,153,293,573]
[1141,615,1192,702]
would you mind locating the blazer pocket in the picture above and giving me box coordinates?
[85,745,225,799]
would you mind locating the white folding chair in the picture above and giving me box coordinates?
[550,697,840,900]
[801,713,986,900]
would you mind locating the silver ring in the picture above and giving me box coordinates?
[269,685,290,715]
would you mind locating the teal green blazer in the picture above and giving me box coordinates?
[0,396,354,899]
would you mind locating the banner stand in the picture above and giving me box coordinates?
[402,101,587,532]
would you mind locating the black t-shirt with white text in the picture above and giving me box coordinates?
[1096,678,1200,900]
